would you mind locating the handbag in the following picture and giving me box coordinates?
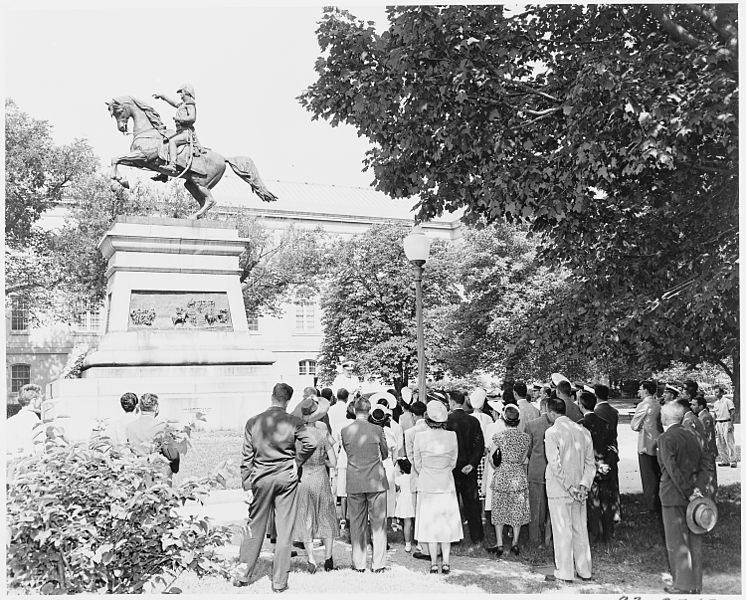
[491,447,502,468]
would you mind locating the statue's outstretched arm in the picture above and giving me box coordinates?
[153,93,180,108]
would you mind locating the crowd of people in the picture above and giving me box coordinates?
[6,373,734,595]
[233,373,734,594]
[6,385,181,480]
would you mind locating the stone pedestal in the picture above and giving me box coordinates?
[48,217,277,438]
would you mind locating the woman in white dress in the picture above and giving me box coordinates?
[468,388,494,512]
[482,396,507,511]
[413,401,463,574]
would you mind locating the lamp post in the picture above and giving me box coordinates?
[403,226,431,405]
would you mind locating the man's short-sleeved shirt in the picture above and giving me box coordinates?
[713,397,735,420]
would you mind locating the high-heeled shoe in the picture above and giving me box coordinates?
[429,564,440,574]
[323,557,334,572]
[510,544,520,556]
[441,564,450,575]
[306,562,318,574]
[486,545,504,557]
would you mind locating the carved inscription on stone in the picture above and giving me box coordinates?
[128,291,233,330]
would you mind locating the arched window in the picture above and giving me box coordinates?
[298,360,317,376]
[11,364,31,393]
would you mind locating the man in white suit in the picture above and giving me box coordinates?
[544,397,596,583]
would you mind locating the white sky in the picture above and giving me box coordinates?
[2,1,392,188]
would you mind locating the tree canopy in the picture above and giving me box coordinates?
[317,223,458,387]
[300,4,738,389]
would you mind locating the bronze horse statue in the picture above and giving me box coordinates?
[106,96,277,219]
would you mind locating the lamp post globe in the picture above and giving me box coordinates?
[403,226,432,264]
[403,226,431,405]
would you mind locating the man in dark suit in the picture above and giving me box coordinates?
[234,383,317,593]
[524,401,553,547]
[594,384,621,523]
[342,396,389,572]
[578,390,616,542]
[556,380,584,423]
[658,402,705,594]
[446,389,485,545]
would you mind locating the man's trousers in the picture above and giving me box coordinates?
[453,470,484,543]
[638,453,661,513]
[528,482,550,545]
[715,421,737,464]
[347,490,387,570]
[238,471,299,590]
[548,497,592,580]
[662,505,703,592]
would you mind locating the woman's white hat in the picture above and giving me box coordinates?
[426,400,448,423]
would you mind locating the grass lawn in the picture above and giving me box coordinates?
[164,483,741,595]
[173,429,243,489]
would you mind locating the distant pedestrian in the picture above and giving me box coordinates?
[630,380,663,514]
[712,386,737,468]
[233,383,317,592]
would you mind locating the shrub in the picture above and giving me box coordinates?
[7,435,233,594]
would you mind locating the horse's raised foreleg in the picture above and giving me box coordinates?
[184,179,216,220]
[109,151,149,190]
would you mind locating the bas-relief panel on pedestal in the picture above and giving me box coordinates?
[128,291,233,331]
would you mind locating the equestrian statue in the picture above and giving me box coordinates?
[107,84,277,219]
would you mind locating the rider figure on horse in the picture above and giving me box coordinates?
[153,84,197,174]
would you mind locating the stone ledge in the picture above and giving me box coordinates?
[116,215,234,229]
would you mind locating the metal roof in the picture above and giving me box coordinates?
[216,172,463,224]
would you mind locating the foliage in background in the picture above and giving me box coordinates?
[432,222,570,381]
[652,359,733,391]
[300,4,739,399]
[5,98,97,246]
[317,222,459,387]
[232,220,335,319]
[7,433,233,594]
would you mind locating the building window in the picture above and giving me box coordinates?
[11,364,31,393]
[89,309,101,331]
[295,302,316,330]
[10,296,29,331]
[299,360,316,376]
[73,308,103,331]
[247,315,259,332]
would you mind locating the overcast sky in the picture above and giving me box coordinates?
[3,1,391,188]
